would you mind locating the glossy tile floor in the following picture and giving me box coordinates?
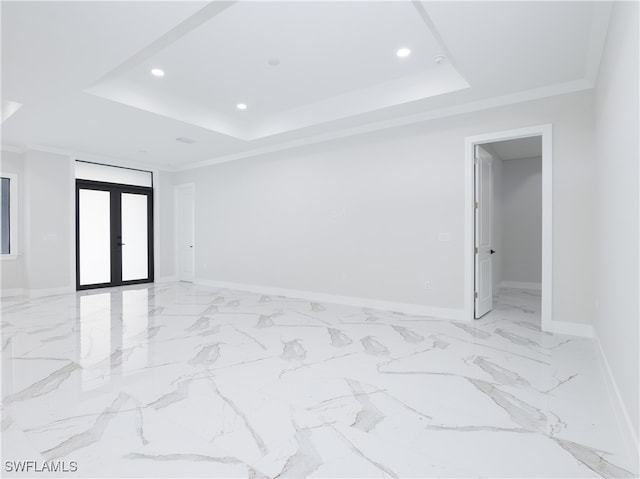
[1,283,636,478]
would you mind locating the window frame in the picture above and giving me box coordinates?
[1,172,19,260]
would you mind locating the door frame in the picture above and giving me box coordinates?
[464,124,552,331]
[75,179,155,290]
[174,183,195,282]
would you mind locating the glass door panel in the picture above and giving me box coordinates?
[76,180,153,290]
[121,193,148,281]
[78,189,111,286]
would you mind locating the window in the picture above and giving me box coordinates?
[1,173,18,258]
[75,161,152,187]
[1,177,11,254]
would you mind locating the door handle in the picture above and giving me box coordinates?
[117,242,126,246]
[490,249,496,254]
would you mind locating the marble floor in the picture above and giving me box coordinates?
[1,283,637,478]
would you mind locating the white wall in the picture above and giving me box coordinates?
[174,90,595,324]
[501,157,542,285]
[593,1,639,453]
[0,150,26,291]
[0,148,172,296]
[156,170,175,281]
[23,151,75,294]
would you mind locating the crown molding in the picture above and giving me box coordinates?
[7,78,594,174]
[176,78,593,172]
[1,144,25,154]
[25,144,175,172]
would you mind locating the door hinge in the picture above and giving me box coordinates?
[474,247,478,254]
[474,157,479,165]
[474,292,478,299]
[475,201,479,209]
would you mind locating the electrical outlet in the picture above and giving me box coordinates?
[438,232,451,242]
[331,209,347,219]
[424,281,432,291]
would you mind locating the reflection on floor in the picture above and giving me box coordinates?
[1,284,636,478]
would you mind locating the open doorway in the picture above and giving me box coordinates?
[464,124,552,331]
[475,137,542,328]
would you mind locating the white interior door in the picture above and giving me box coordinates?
[474,145,494,318]
[176,185,195,282]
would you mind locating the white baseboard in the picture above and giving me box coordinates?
[546,320,593,338]
[593,332,640,472]
[29,286,74,298]
[500,281,542,291]
[155,276,178,283]
[2,287,74,298]
[0,288,27,298]
[194,278,465,321]
[2,280,177,298]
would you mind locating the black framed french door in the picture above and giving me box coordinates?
[76,180,154,290]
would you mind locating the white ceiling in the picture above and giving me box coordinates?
[488,137,543,161]
[1,1,612,170]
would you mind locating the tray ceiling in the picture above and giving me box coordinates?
[1,1,612,168]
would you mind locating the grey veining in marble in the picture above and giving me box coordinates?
[231,325,268,351]
[225,299,240,308]
[309,302,325,312]
[201,304,219,315]
[125,452,243,464]
[281,339,307,361]
[551,437,635,478]
[186,316,214,332]
[469,378,552,432]
[391,325,424,343]
[360,335,389,356]
[189,343,222,367]
[1,416,14,432]
[346,379,384,432]
[3,362,79,405]
[495,327,542,347]
[326,327,352,347]
[147,379,193,410]
[330,424,399,478]
[256,314,275,328]
[472,355,531,388]
[1,285,636,478]
[41,392,129,460]
[430,335,450,349]
[452,322,492,340]
[135,406,149,445]
[209,379,268,456]
[275,422,323,478]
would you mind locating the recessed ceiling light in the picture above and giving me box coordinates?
[151,68,165,77]
[236,103,247,110]
[434,55,446,64]
[396,48,411,58]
